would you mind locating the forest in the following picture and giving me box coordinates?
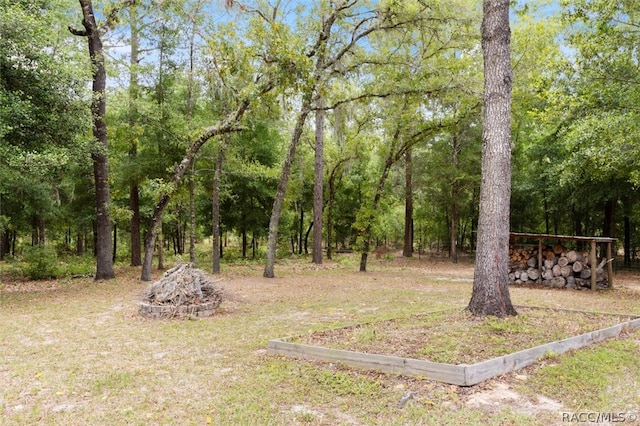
[2,0,640,280]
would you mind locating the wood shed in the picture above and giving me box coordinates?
[509,233,616,291]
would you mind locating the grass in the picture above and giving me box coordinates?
[0,254,639,425]
[293,307,636,364]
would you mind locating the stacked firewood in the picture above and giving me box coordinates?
[508,245,608,289]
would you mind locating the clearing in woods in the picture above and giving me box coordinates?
[0,253,639,425]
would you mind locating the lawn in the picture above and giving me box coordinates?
[1,254,639,425]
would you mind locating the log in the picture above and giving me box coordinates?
[527,268,539,281]
[552,264,561,277]
[580,268,591,279]
[565,250,578,263]
[560,265,572,277]
[553,244,565,255]
[542,269,554,280]
[544,258,556,269]
[557,256,569,267]
[565,276,576,289]
[544,250,556,260]
[526,257,537,268]
[550,276,566,288]
[520,271,529,282]
[572,261,583,273]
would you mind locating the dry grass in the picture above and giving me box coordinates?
[0,253,639,425]
[294,307,636,364]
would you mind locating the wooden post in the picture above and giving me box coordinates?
[590,239,597,291]
[537,239,543,283]
[606,242,613,289]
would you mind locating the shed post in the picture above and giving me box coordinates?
[590,239,597,291]
[606,242,613,289]
[537,239,543,283]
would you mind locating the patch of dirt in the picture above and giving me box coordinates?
[465,381,564,415]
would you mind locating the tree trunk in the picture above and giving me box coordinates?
[112,222,117,263]
[326,159,348,260]
[69,0,115,280]
[189,162,196,264]
[467,0,516,318]
[0,230,10,260]
[212,135,229,274]
[128,4,142,267]
[157,219,164,270]
[76,232,85,256]
[312,98,324,264]
[38,217,45,246]
[130,182,141,266]
[403,146,413,257]
[450,132,461,263]
[298,203,304,255]
[263,97,312,278]
[242,229,247,258]
[450,209,458,263]
[624,211,631,267]
[304,221,313,255]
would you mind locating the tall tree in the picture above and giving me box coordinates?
[312,97,325,264]
[69,0,132,280]
[467,0,517,317]
[128,3,142,266]
[402,146,413,257]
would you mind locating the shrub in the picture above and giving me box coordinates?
[22,246,60,280]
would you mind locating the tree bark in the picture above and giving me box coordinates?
[312,98,325,264]
[128,4,142,267]
[467,0,516,317]
[212,148,223,273]
[70,0,115,280]
[189,161,196,264]
[403,146,413,258]
[450,132,461,263]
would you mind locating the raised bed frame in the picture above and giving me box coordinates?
[267,306,640,386]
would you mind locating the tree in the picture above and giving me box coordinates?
[262,0,439,277]
[402,146,413,257]
[69,0,133,280]
[467,0,517,317]
[127,2,142,266]
[1,1,89,259]
[312,98,325,264]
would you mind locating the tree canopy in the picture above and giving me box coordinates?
[2,0,640,285]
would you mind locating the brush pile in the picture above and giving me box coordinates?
[139,263,223,318]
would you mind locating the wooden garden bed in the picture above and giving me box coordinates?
[268,306,640,386]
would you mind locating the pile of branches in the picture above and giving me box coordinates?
[143,263,223,307]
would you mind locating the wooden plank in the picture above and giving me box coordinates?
[465,317,640,385]
[510,232,616,243]
[267,340,467,385]
[269,311,640,387]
